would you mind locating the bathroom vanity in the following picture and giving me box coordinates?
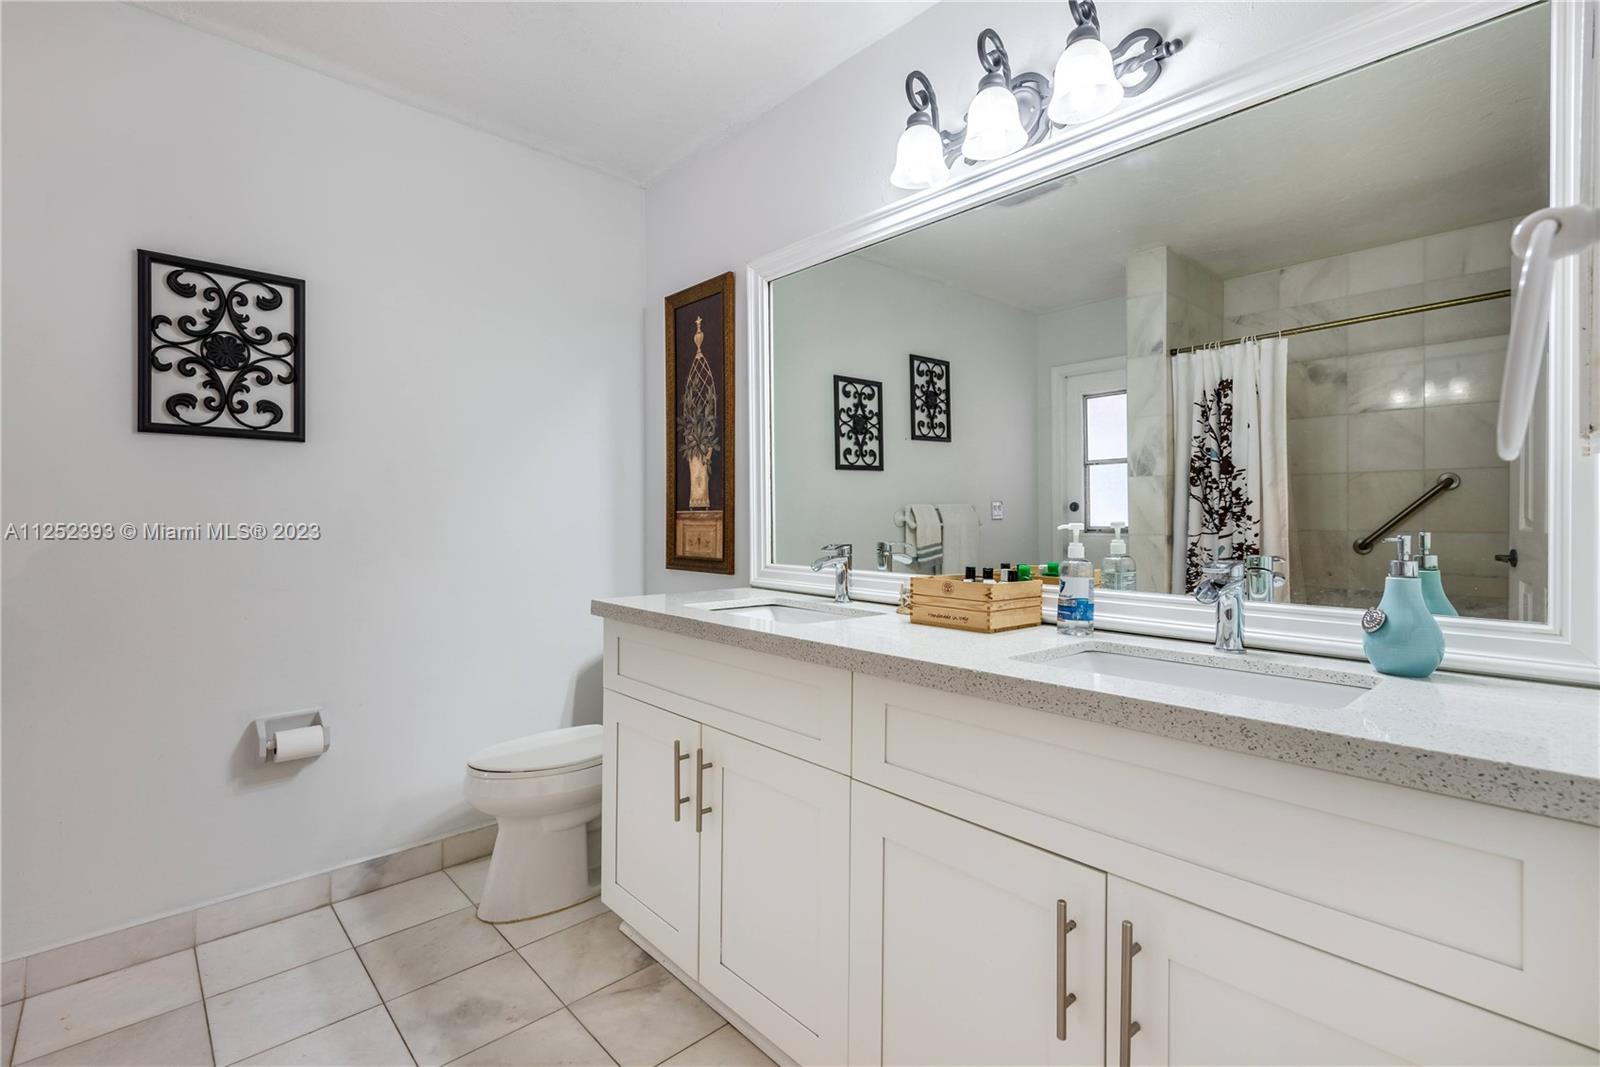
[592,592,1599,1067]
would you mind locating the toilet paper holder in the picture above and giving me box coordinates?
[254,709,330,763]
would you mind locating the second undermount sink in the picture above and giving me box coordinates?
[1017,646,1374,710]
[704,600,876,624]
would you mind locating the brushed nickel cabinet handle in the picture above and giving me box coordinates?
[672,740,691,822]
[695,747,713,833]
[1119,920,1142,1067]
[1055,899,1078,1040]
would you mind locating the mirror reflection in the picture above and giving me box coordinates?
[771,6,1549,622]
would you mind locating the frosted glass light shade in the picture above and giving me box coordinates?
[889,122,950,190]
[963,83,1027,161]
[1048,35,1123,125]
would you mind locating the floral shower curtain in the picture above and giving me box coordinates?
[1169,337,1290,595]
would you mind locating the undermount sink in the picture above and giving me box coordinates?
[703,601,875,624]
[1018,646,1373,710]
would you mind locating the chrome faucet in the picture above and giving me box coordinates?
[875,540,916,572]
[812,543,853,603]
[1193,554,1284,654]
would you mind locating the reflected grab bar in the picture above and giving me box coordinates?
[1352,473,1460,555]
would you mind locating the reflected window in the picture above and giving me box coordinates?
[1082,391,1129,530]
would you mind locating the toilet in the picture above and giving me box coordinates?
[462,724,603,924]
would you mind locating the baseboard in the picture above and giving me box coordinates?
[2,821,499,1003]
[616,920,798,1067]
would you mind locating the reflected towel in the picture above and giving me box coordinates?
[934,504,979,573]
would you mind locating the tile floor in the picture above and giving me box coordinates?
[3,859,776,1067]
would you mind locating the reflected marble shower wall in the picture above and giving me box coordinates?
[1125,246,1222,592]
[1223,217,1520,619]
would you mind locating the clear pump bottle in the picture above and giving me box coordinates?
[1056,523,1095,635]
[1102,523,1136,591]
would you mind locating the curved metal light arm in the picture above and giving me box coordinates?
[904,70,940,131]
[1111,29,1185,96]
[976,27,1013,83]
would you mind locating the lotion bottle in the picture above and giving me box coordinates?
[1056,523,1094,635]
[1361,535,1445,678]
[1415,531,1459,617]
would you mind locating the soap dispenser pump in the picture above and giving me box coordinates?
[1361,535,1445,678]
[1103,523,1136,591]
[1056,523,1094,635]
[1415,531,1459,617]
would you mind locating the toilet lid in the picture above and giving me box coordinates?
[468,724,603,774]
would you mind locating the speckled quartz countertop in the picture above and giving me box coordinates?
[592,588,1600,826]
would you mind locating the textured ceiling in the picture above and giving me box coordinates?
[141,1,934,185]
[860,6,1549,312]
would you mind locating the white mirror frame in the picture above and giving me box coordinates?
[749,0,1598,684]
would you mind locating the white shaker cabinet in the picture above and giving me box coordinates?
[849,783,1107,1067]
[698,728,851,1066]
[1107,876,1593,1067]
[601,692,701,969]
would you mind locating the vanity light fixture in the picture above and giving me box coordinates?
[1049,1,1183,126]
[889,72,953,190]
[888,5,1183,190]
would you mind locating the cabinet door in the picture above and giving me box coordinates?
[698,728,850,1066]
[1106,876,1595,1066]
[849,783,1106,1067]
[602,691,700,973]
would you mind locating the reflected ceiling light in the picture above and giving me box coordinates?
[889,72,952,190]
[963,30,1030,161]
[888,4,1183,192]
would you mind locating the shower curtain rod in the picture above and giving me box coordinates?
[1168,289,1511,356]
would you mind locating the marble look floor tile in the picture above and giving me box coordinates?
[1422,466,1509,535]
[18,1002,212,1067]
[235,1006,410,1066]
[444,859,490,906]
[13,951,200,1064]
[197,876,330,946]
[518,915,649,1004]
[357,907,509,1001]
[1424,336,1504,407]
[205,950,378,1066]
[4,1000,20,1066]
[334,874,469,946]
[1347,238,1424,297]
[660,1026,775,1067]
[1279,255,1348,308]
[332,844,443,904]
[4,959,25,1005]
[1286,356,1347,419]
[569,964,722,1067]
[1347,471,1426,534]
[449,1008,611,1067]
[441,827,497,869]
[198,908,350,997]
[386,953,559,1067]
[495,899,607,950]
[25,914,195,998]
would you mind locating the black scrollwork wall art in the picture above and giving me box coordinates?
[833,374,884,471]
[909,353,950,442]
[137,250,305,441]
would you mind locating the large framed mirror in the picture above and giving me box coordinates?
[750,2,1597,681]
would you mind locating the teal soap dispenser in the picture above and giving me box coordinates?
[1415,531,1459,617]
[1361,535,1446,679]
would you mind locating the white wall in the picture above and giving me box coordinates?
[1,3,645,955]
[641,0,1397,594]
[771,256,1037,569]
[1035,297,1127,561]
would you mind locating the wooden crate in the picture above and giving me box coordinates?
[908,575,1044,633]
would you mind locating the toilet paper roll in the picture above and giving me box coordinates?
[272,724,326,762]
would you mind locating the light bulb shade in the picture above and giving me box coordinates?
[963,82,1027,161]
[889,121,950,190]
[1048,35,1122,125]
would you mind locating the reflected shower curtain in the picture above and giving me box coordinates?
[1170,337,1290,595]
